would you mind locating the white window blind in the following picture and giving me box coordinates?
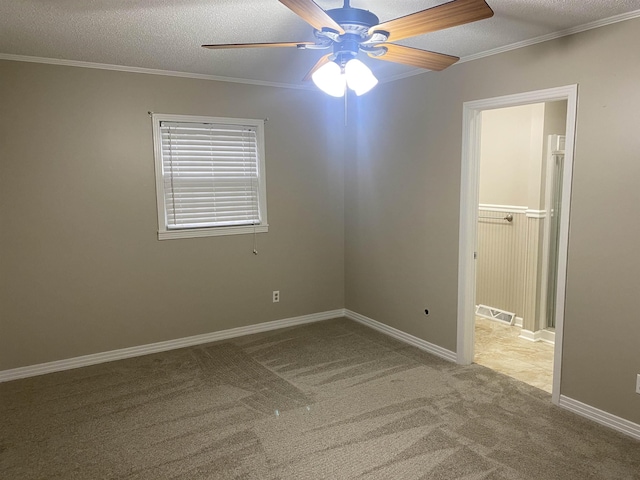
[152,114,268,240]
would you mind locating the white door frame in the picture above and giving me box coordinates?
[456,85,578,405]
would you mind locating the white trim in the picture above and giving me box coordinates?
[518,329,541,342]
[478,204,528,213]
[559,395,640,441]
[151,113,269,240]
[1,309,461,382]
[514,316,524,328]
[4,9,640,90]
[456,100,482,365]
[539,329,555,344]
[464,86,576,111]
[158,225,269,240]
[457,85,578,408]
[0,310,344,383]
[0,53,312,91]
[460,10,640,65]
[525,209,546,218]
[519,328,553,345]
[380,9,640,84]
[345,310,457,363]
[551,88,578,405]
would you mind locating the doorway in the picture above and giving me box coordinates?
[473,103,566,392]
[456,86,578,405]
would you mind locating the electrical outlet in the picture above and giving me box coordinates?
[272,291,280,303]
[636,374,640,395]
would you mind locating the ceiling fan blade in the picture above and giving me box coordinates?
[279,0,345,34]
[368,44,459,71]
[202,41,314,49]
[368,0,493,42]
[303,53,333,81]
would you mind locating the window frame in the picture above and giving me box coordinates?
[151,113,268,240]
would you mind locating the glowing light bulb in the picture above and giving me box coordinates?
[345,59,378,96]
[312,61,346,97]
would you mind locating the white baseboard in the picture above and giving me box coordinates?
[4,309,638,442]
[0,309,344,383]
[539,329,555,344]
[344,309,457,363]
[559,395,640,441]
[514,316,523,328]
[519,328,555,344]
[519,329,541,342]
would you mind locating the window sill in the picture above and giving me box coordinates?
[158,224,269,240]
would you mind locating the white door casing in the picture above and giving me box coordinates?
[457,85,578,405]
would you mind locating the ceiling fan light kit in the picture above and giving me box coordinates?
[312,57,378,97]
[344,58,378,95]
[202,0,494,96]
[311,60,346,97]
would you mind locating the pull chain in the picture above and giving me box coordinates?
[344,87,348,126]
[253,223,258,255]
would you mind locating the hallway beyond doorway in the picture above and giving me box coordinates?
[474,317,554,392]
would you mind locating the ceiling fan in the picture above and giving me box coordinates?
[203,0,494,97]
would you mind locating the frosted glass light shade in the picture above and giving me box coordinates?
[345,59,378,96]
[312,61,346,97]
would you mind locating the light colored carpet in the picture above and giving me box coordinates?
[1,318,638,479]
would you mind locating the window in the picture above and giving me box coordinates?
[151,114,268,240]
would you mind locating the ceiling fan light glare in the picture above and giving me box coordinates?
[311,61,346,97]
[344,58,378,96]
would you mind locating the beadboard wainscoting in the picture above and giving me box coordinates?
[476,205,527,321]
[477,205,546,332]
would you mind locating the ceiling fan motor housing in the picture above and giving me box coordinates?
[326,7,380,30]
[333,36,361,64]
[326,7,384,62]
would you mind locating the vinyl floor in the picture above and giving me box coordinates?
[474,317,554,392]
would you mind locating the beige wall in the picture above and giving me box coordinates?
[541,101,568,205]
[0,61,345,370]
[345,18,640,423]
[479,101,566,210]
[2,17,640,427]
[479,103,544,207]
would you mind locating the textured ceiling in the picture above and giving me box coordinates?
[1,1,639,87]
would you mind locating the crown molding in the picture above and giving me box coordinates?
[0,53,313,91]
[459,9,640,65]
[380,8,640,85]
[2,9,639,88]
